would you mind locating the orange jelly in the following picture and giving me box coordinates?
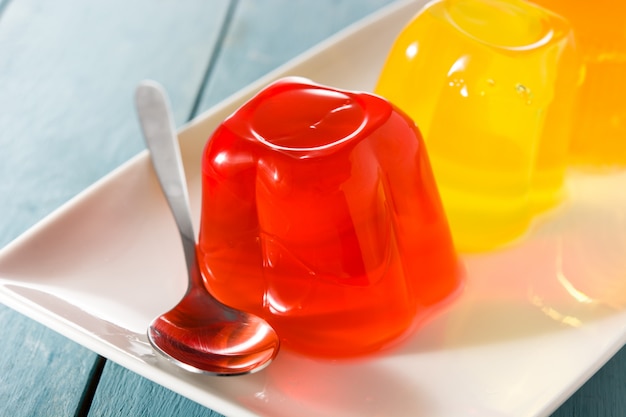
[197,77,461,358]
[375,0,580,252]
[529,0,626,167]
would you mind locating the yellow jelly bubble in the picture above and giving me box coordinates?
[375,0,581,252]
[530,0,626,168]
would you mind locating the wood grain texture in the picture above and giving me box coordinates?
[551,345,626,417]
[88,362,225,417]
[195,0,400,113]
[0,305,97,416]
[0,0,231,416]
[0,0,231,248]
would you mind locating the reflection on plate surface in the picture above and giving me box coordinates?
[0,1,625,416]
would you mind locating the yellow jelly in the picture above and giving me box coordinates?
[375,0,580,252]
[529,0,626,167]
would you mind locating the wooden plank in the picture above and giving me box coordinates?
[90,362,225,417]
[551,345,626,417]
[0,305,98,416]
[195,0,400,113]
[0,0,231,416]
[0,0,232,249]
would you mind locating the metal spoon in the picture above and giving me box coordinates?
[135,80,279,375]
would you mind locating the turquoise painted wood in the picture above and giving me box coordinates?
[0,0,231,415]
[0,305,97,416]
[89,362,224,417]
[0,0,232,247]
[552,345,626,417]
[197,0,400,113]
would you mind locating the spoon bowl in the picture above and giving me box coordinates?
[147,271,279,375]
[135,80,280,375]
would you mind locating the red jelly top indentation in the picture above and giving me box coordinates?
[253,88,362,149]
[223,77,392,157]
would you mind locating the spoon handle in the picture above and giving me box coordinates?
[135,80,196,258]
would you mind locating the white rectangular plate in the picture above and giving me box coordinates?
[1,1,625,416]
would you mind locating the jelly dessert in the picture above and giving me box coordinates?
[197,77,461,358]
[375,0,580,252]
[529,0,626,167]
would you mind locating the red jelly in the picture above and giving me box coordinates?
[197,77,461,358]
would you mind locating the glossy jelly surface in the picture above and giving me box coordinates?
[197,77,461,358]
[375,0,580,252]
[530,0,626,167]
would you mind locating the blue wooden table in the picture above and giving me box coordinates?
[0,1,624,415]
